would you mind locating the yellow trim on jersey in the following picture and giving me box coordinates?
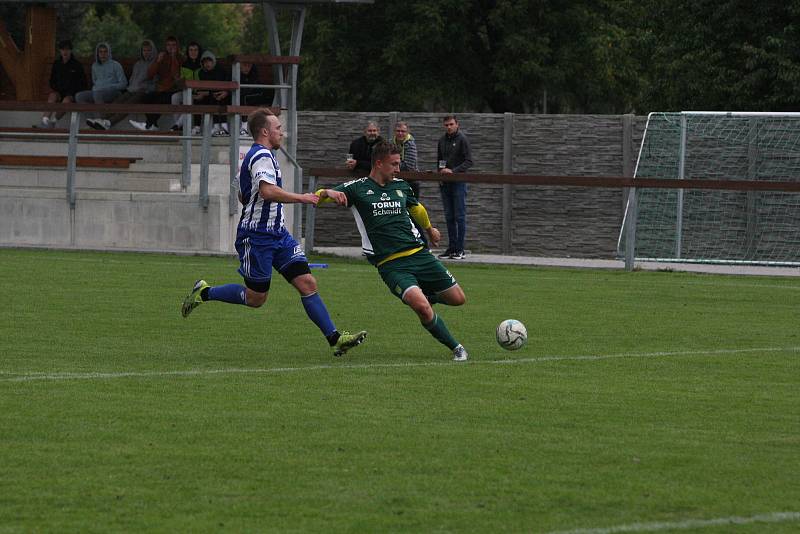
[376,246,423,267]
[408,203,432,229]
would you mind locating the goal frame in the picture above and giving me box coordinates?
[618,111,800,268]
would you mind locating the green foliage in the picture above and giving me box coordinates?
[298,0,644,113]
[29,1,800,112]
[127,4,246,57]
[74,5,145,59]
[638,0,800,111]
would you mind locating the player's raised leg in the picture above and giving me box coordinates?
[181,278,270,317]
[426,284,466,306]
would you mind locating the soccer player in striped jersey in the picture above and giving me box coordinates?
[317,141,469,361]
[181,108,367,357]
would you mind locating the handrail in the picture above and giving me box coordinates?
[303,167,800,267]
[0,101,270,115]
[0,101,274,205]
[183,80,239,91]
[230,54,301,65]
[306,168,800,192]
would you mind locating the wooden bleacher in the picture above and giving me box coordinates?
[0,154,141,169]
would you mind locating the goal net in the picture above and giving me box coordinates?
[618,112,800,265]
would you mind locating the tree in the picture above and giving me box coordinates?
[297,0,644,113]
[74,5,145,58]
[637,0,800,111]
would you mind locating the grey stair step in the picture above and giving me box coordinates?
[0,138,232,164]
[0,166,181,192]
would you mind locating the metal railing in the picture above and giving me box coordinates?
[0,101,265,209]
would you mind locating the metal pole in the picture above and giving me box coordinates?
[263,3,284,109]
[305,174,317,252]
[624,187,638,271]
[293,166,304,239]
[230,60,241,215]
[501,112,513,254]
[286,5,305,161]
[182,87,193,190]
[745,117,758,257]
[66,110,79,207]
[622,114,634,214]
[676,113,688,258]
[199,113,212,208]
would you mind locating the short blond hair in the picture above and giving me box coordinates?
[248,108,276,138]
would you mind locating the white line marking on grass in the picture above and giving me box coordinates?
[547,511,800,534]
[1,346,798,383]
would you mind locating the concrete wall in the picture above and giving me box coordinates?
[297,112,646,258]
[0,188,237,253]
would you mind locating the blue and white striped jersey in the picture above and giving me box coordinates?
[238,143,285,240]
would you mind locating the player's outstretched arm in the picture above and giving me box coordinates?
[259,182,319,205]
[315,188,349,206]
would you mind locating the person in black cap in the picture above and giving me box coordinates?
[37,40,87,128]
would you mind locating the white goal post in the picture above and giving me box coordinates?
[618,111,800,266]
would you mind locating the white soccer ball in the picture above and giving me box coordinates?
[496,319,527,351]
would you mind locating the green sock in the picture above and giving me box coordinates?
[423,313,459,350]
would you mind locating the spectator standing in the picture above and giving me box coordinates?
[346,121,383,175]
[130,36,183,131]
[170,41,203,132]
[437,115,473,260]
[390,120,419,196]
[37,39,87,128]
[391,120,426,246]
[74,43,127,106]
[87,39,157,130]
[195,50,231,136]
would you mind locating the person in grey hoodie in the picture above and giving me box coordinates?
[87,40,157,130]
[75,43,127,106]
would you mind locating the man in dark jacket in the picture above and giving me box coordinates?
[37,40,87,128]
[346,122,383,174]
[437,115,473,259]
[195,50,231,135]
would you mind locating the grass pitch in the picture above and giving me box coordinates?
[1,248,798,533]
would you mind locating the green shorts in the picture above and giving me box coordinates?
[377,250,458,301]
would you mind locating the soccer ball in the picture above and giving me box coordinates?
[496,319,527,351]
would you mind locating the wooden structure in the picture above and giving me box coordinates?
[0,6,57,100]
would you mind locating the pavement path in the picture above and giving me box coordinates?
[314,247,800,277]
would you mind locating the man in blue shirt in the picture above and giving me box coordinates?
[181,108,367,357]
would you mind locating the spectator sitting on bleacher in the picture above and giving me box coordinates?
[37,39,87,128]
[130,36,183,131]
[239,62,270,136]
[74,43,128,107]
[87,39,157,131]
[169,41,203,132]
[195,50,231,136]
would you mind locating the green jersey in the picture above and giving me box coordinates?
[334,176,425,265]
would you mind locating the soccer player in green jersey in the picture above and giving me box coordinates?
[317,141,469,361]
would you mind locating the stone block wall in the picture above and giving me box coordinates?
[297,112,647,258]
